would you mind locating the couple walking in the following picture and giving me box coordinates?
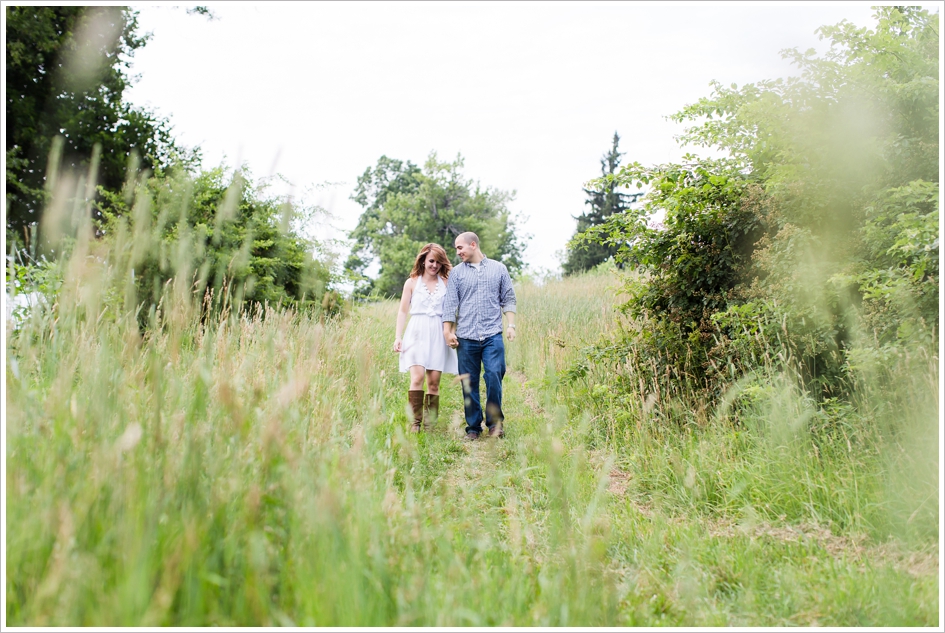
[393,232,517,441]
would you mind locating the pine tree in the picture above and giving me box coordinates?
[563,132,640,275]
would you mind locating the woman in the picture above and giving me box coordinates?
[394,243,458,432]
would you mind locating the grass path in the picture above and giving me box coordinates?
[6,272,939,627]
[438,370,541,496]
[373,275,940,627]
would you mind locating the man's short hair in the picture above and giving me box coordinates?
[457,231,479,247]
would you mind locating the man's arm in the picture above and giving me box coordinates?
[442,273,460,348]
[499,266,517,341]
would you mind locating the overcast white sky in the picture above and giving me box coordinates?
[124,1,933,274]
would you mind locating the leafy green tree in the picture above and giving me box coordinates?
[582,6,938,401]
[563,132,641,275]
[345,155,423,283]
[5,6,186,233]
[347,153,527,298]
[576,156,767,398]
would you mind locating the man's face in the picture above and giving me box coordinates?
[454,238,473,262]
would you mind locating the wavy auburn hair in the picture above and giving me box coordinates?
[409,243,452,280]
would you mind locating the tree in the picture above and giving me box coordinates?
[347,153,527,298]
[563,132,641,275]
[345,155,423,283]
[5,6,185,234]
[582,6,938,401]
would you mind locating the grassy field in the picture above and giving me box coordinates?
[5,264,940,626]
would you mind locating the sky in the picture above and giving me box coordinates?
[123,1,930,275]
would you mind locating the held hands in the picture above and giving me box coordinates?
[445,332,459,349]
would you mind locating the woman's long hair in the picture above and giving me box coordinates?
[409,243,452,280]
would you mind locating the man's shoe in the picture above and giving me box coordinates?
[464,431,480,441]
[488,424,505,438]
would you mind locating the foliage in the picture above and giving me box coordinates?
[5,5,330,324]
[93,163,339,323]
[345,155,422,288]
[5,5,191,233]
[6,267,936,626]
[347,153,528,298]
[5,274,620,626]
[577,158,768,396]
[563,132,641,275]
[5,240,62,327]
[581,6,938,402]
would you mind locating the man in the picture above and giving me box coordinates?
[442,232,517,441]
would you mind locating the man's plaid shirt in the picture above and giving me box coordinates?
[441,256,517,340]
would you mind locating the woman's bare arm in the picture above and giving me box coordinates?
[394,278,414,351]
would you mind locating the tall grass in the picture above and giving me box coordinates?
[6,292,623,624]
[5,175,939,625]
[560,299,939,542]
[5,166,621,625]
[513,271,939,626]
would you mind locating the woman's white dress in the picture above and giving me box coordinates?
[399,276,458,374]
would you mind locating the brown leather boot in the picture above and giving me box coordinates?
[408,390,424,432]
[423,394,439,432]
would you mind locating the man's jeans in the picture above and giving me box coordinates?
[457,332,506,435]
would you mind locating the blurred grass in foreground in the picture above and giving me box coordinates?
[5,211,938,626]
[512,268,938,626]
[5,167,617,624]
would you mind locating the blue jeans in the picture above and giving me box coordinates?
[457,333,506,435]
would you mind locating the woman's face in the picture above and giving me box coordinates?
[424,254,440,276]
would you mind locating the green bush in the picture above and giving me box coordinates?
[93,164,339,324]
[577,6,938,406]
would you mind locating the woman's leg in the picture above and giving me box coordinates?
[425,370,441,395]
[409,365,426,391]
[423,370,442,431]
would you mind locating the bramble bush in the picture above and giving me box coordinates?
[575,6,938,410]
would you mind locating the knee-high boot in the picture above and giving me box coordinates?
[423,394,439,432]
[408,390,424,433]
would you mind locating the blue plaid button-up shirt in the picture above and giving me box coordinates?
[442,256,517,340]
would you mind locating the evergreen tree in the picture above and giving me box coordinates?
[563,132,641,275]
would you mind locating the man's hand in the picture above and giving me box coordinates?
[445,332,459,349]
[443,322,458,349]
[505,313,517,342]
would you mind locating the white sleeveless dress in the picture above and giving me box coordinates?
[399,276,458,374]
